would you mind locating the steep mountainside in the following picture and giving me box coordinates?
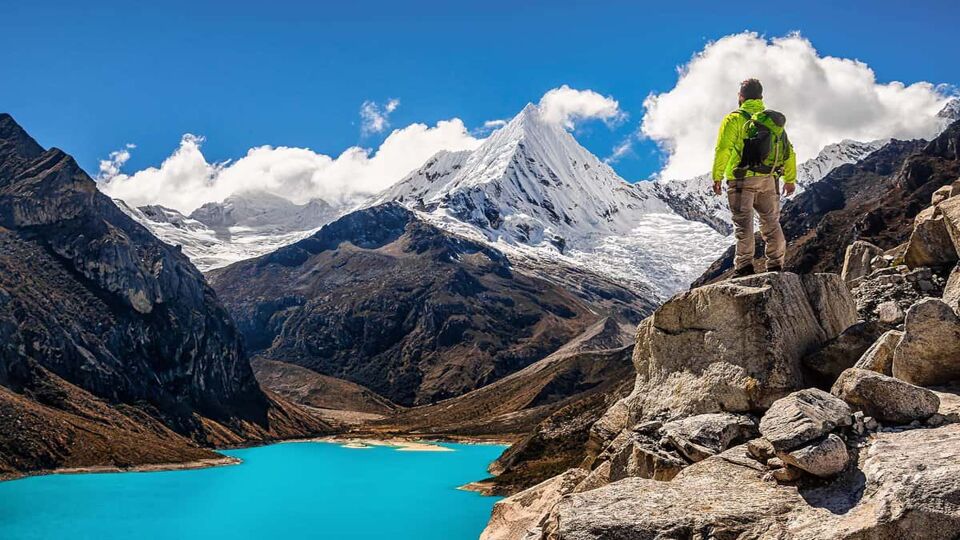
[695,120,960,284]
[0,114,327,476]
[209,203,656,406]
[116,192,340,271]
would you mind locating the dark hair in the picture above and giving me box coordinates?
[739,79,763,100]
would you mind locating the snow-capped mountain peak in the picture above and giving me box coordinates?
[374,103,670,252]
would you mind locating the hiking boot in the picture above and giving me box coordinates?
[732,266,755,278]
[766,263,783,272]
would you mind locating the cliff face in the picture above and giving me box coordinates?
[0,114,327,475]
[209,203,650,406]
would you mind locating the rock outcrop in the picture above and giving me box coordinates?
[831,368,939,424]
[0,114,328,476]
[892,298,960,386]
[537,424,960,540]
[624,272,855,420]
[758,389,852,453]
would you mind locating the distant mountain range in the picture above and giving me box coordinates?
[120,101,936,301]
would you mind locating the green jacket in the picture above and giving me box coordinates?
[711,99,797,183]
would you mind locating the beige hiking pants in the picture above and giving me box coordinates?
[727,175,786,271]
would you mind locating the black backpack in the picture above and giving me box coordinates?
[734,109,790,179]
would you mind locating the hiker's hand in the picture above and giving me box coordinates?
[712,181,723,196]
[783,182,796,197]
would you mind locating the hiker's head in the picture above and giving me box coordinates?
[738,79,763,104]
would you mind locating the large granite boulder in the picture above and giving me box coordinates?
[944,264,960,313]
[607,434,686,482]
[841,241,885,284]
[904,206,959,269]
[892,298,960,386]
[626,273,856,420]
[942,196,960,256]
[759,388,852,452]
[660,412,758,463]
[779,433,849,478]
[853,329,903,375]
[481,468,588,540]
[538,425,960,540]
[832,368,940,424]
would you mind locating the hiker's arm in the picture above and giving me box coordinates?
[711,114,736,182]
[782,141,797,184]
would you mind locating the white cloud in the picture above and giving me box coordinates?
[359,98,401,135]
[96,143,136,179]
[641,32,952,180]
[99,119,482,213]
[605,136,635,164]
[538,85,625,129]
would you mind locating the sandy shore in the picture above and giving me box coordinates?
[310,435,455,451]
[0,456,240,483]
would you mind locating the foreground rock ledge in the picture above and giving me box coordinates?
[538,424,960,540]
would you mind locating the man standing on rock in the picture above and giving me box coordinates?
[712,79,796,277]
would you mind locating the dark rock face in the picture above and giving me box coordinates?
[210,203,648,406]
[0,114,326,473]
[695,121,960,285]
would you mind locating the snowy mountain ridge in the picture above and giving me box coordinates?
[116,192,341,270]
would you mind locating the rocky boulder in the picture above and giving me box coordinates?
[538,424,960,540]
[779,433,849,478]
[945,264,960,312]
[832,368,939,424]
[659,412,758,463]
[607,433,686,482]
[481,468,588,540]
[942,196,960,255]
[626,272,856,421]
[759,388,852,453]
[853,329,902,375]
[904,206,959,269]
[933,184,954,206]
[892,298,960,386]
[841,241,885,284]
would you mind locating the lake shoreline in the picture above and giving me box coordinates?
[0,433,511,485]
[0,456,241,483]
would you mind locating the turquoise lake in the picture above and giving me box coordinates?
[0,441,506,540]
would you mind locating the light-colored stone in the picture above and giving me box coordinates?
[933,185,954,206]
[771,464,803,482]
[892,298,960,386]
[877,300,905,324]
[779,433,849,478]
[572,461,610,494]
[538,425,960,540]
[904,206,958,268]
[627,273,855,421]
[481,468,587,540]
[802,273,860,338]
[608,437,686,482]
[944,264,960,313]
[747,437,776,462]
[941,196,960,257]
[660,412,757,463]
[759,388,852,452]
[853,329,902,375]
[842,241,885,284]
[831,368,939,424]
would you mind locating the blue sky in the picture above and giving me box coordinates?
[1,0,957,186]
